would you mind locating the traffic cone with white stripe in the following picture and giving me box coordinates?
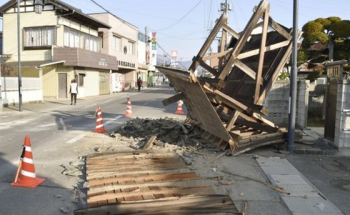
[124,98,134,117]
[175,100,185,114]
[11,135,45,188]
[94,107,107,133]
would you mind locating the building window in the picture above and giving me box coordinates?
[24,27,55,49]
[128,41,134,54]
[64,27,101,52]
[112,36,120,51]
[78,74,85,86]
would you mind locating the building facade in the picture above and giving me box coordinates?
[0,0,119,99]
[89,12,138,90]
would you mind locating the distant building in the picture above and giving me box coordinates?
[89,12,139,91]
[0,0,118,99]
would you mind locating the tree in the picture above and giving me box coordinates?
[301,17,350,61]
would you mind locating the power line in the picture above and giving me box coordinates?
[154,0,204,32]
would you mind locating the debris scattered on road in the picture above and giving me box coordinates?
[59,206,70,214]
[109,117,215,157]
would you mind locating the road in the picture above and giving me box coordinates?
[0,86,180,162]
[0,86,186,215]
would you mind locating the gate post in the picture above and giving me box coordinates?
[334,80,350,149]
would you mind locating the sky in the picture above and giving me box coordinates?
[0,0,349,61]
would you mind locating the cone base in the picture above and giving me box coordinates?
[124,113,134,118]
[175,111,184,114]
[94,128,108,133]
[11,177,45,188]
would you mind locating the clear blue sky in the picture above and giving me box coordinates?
[0,0,349,61]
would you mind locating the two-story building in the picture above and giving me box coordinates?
[0,0,119,99]
[88,12,139,91]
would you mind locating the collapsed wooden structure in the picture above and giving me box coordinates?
[74,151,241,214]
[158,0,302,155]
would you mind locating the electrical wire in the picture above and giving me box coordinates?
[154,0,204,32]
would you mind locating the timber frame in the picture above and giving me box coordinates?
[158,0,302,155]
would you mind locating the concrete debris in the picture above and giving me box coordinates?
[110,118,210,150]
[59,206,70,214]
[83,182,90,189]
[60,164,83,177]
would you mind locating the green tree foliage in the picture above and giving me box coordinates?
[301,17,350,62]
[278,72,290,80]
[297,50,309,66]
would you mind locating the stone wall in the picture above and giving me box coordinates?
[264,80,309,129]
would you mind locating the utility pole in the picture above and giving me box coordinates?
[287,0,299,154]
[220,0,232,16]
[17,0,22,112]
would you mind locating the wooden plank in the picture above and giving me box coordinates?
[235,117,279,133]
[76,195,240,215]
[162,93,185,106]
[257,31,301,104]
[88,179,211,197]
[214,90,248,113]
[87,160,185,170]
[87,186,214,205]
[234,139,285,156]
[218,0,269,82]
[87,164,188,177]
[87,156,184,166]
[233,59,258,82]
[202,49,232,61]
[87,151,176,160]
[88,172,200,187]
[237,40,289,60]
[255,4,269,103]
[197,57,219,76]
[268,16,292,40]
[159,67,234,144]
[226,110,240,131]
[87,152,178,162]
[143,135,157,150]
[222,23,240,39]
[87,168,192,181]
[189,13,228,72]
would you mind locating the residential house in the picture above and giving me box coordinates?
[89,12,138,91]
[0,0,119,100]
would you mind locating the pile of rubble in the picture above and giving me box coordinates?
[109,117,213,150]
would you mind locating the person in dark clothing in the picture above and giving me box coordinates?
[70,79,78,105]
[137,77,142,92]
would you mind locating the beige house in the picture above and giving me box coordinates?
[0,0,119,99]
[89,13,139,90]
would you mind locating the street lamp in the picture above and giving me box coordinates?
[17,0,44,111]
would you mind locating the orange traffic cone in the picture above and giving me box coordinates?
[94,107,107,133]
[175,100,185,114]
[11,135,45,188]
[124,98,134,117]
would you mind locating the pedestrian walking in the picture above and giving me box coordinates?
[137,77,142,92]
[70,79,78,105]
